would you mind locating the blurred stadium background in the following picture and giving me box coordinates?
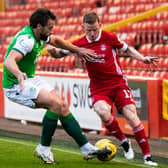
[0,1,168,164]
[0,0,168,75]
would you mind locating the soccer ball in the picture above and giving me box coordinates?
[95,139,117,161]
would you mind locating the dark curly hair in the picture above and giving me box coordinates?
[29,8,56,28]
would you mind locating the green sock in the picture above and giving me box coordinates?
[40,110,59,146]
[60,113,88,147]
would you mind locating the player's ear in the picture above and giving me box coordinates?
[99,22,102,28]
[37,23,42,30]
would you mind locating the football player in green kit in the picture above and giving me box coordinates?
[2,8,109,164]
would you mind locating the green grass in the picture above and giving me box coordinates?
[0,137,167,168]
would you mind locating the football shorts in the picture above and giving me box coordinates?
[92,85,135,112]
[3,76,54,108]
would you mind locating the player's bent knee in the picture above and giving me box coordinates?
[94,105,110,118]
[126,114,140,127]
[60,103,69,116]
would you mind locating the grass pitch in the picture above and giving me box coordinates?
[0,137,167,168]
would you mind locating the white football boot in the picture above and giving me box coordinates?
[81,143,111,160]
[144,155,158,166]
[121,139,134,160]
[34,144,56,164]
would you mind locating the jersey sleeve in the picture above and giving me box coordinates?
[72,39,80,46]
[109,33,128,52]
[12,35,34,56]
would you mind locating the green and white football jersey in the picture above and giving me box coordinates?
[3,26,48,88]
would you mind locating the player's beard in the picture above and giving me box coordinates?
[40,33,48,41]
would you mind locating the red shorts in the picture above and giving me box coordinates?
[91,85,135,112]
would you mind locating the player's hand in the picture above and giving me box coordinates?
[77,48,97,62]
[17,72,27,92]
[142,56,159,66]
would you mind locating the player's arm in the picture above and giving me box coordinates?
[4,35,33,91]
[49,35,97,61]
[126,46,158,65]
[46,45,71,58]
[112,33,158,65]
[3,50,27,91]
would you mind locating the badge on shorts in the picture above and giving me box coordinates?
[29,87,36,96]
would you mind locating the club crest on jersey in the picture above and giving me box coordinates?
[101,44,106,51]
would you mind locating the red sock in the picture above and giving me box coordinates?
[133,123,150,156]
[103,116,126,141]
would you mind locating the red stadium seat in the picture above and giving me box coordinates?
[160,58,168,70]
[129,59,138,69]
[119,57,125,68]
[0,54,4,63]
[151,44,165,57]
[152,71,161,78]
[138,44,153,56]
[160,71,168,79]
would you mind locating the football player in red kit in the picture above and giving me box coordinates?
[71,12,158,166]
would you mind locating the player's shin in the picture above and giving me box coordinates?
[60,113,88,147]
[40,110,59,146]
[103,116,126,141]
[133,123,150,156]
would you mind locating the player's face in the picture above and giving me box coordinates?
[83,21,101,42]
[40,19,55,41]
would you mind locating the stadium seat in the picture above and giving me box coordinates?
[160,58,168,70]
[119,57,125,68]
[138,43,153,56]
[40,56,48,71]
[130,70,139,76]
[2,0,168,76]
[152,71,161,78]
[125,33,136,46]
[0,54,4,63]
[164,45,168,57]
[151,44,165,57]
[159,71,168,79]
[129,59,138,69]
[124,57,131,69]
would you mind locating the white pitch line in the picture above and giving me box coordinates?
[0,138,148,168]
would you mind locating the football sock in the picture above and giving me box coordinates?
[103,116,126,141]
[38,144,50,151]
[133,123,150,156]
[60,113,88,147]
[40,110,59,146]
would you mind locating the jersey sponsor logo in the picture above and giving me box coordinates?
[85,53,105,63]
[100,44,106,51]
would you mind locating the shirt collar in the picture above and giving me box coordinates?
[86,29,102,43]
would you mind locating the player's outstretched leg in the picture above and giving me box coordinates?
[103,116,134,160]
[60,113,111,160]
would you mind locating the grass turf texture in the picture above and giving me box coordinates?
[0,130,167,168]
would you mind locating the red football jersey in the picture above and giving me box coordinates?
[72,30,128,92]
